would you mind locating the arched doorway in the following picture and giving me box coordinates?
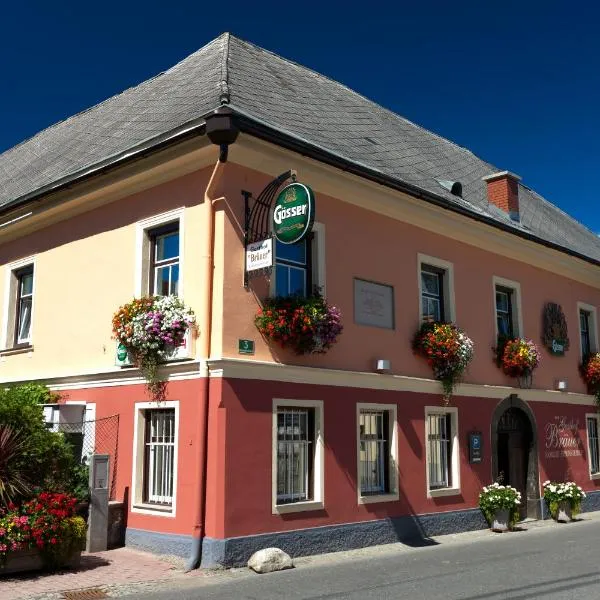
[491,395,540,520]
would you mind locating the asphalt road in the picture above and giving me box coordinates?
[124,518,600,599]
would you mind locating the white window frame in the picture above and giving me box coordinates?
[270,222,326,297]
[1,255,36,350]
[492,276,523,338]
[424,406,460,498]
[135,208,185,298]
[272,398,324,515]
[356,403,399,504]
[586,412,600,480]
[578,302,598,360]
[131,400,179,516]
[417,254,455,323]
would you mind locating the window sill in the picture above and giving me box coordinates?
[0,345,33,356]
[358,492,399,505]
[590,473,600,481]
[131,503,174,516]
[272,500,324,515]
[428,487,461,498]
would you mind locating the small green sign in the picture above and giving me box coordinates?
[238,339,255,355]
[550,339,567,356]
[116,343,128,362]
[272,182,315,245]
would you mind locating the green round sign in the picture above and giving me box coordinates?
[117,343,128,362]
[272,182,315,245]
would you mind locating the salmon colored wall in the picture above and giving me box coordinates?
[66,378,206,536]
[220,163,600,395]
[0,167,213,381]
[213,378,598,539]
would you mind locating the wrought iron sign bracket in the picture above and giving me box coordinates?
[243,170,296,288]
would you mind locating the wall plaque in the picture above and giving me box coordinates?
[354,279,394,329]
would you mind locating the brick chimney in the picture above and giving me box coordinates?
[482,171,522,222]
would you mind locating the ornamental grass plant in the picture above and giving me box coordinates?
[478,482,522,529]
[112,296,196,400]
[412,322,474,403]
[255,295,343,355]
[542,480,586,518]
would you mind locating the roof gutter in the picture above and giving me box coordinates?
[230,107,600,270]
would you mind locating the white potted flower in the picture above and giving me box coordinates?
[478,483,521,532]
[542,480,586,522]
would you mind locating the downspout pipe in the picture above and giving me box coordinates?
[186,107,238,571]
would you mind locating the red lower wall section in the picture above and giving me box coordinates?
[62,375,600,542]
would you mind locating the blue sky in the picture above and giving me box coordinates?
[2,1,600,231]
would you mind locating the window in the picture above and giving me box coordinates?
[132,401,179,515]
[495,286,514,338]
[417,254,455,323]
[272,399,324,514]
[492,277,523,339]
[425,407,459,496]
[587,413,600,479]
[357,403,398,503]
[275,237,312,297]
[149,224,179,296]
[578,303,598,360]
[135,208,184,298]
[15,266,33,345]
[421,266,444,322]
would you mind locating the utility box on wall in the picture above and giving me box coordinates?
[86,454,109,553]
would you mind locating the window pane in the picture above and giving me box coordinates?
[275,264,289,297]
[289,267,306,297]
[421,272,439,295]
[276,239,306,264]
[155,266,171,296]
[144,409,175,505]
[428,414,450,489]
[588,418,600,474]
[497,314,511,336]
[170,264,179,295]
[359,411,388,495]
[156,231,179,261]
[20,273,33,296]
[17,298,32,342]
[496,291,508,313]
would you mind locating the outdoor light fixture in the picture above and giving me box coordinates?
[375,359,391,373]
[555,379,568,391]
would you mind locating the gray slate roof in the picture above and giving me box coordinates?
[1,33,600,264]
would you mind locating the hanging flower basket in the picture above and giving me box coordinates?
[412,322,474,403]
[112,296,196,401]
[580,353,600,406]
[255,295,343,355]
[494,337,540,386]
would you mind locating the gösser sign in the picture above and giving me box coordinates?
[272,182,315,245]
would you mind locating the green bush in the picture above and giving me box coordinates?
[0,384,79,507]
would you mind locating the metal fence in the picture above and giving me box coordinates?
[51,415,120,500]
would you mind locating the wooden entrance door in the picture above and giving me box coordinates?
[497,408,531,519]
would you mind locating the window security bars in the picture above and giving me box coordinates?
[144,409,175,505]
[581,310,592,357]
[277,408,314,504]
[150,225,179,296]
[588,417,599,475]
[428,413,452,489]
[421,267,444,322]
[496,287,514,338]
[16,266,33,345]
[359,411,389,495]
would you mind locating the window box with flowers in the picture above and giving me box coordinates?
[494,336,540,389]
[255,294,343,355]
[0,492,87,575]
[478,483,522,532]
[412,322,474,404]
[542,480,586,522]
[581,353,600,406]
[112,296,196,401]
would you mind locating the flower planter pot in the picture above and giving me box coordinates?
[517,373,532,389]
[491,508,510,532]
[0,549,81,576]
[555,501,572,523]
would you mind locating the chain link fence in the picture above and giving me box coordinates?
[49,414,120,500]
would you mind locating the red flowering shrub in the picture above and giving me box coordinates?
[255,295,343,355]
[494,337,540,378]
[581,353,600,405]
[0,492,86,569]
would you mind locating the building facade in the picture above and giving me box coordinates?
[1,34,600,567]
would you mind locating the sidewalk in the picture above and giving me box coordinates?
[4,512,600,600]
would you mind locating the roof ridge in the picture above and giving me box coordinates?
[219,32,231,105]
[227,34,491,167]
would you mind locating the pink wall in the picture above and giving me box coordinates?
[221,163,600,395]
